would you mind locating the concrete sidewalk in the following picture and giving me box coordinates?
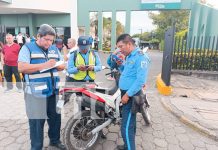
[161,74,218,141]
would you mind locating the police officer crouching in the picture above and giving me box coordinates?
[67,36,102,84]
[18,24,66,150]
[116,34,150,150]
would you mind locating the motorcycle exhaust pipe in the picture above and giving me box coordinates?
[87,118,113,136]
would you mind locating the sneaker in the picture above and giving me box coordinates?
[49,142,66,150]
[107,76,115,81]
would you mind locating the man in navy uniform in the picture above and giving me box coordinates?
[116,34,150,150]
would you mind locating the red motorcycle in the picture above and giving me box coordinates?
[59,70,151,150]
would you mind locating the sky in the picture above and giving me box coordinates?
[206,0,218,8]
[99,0,218,36]
[102,11,157,36]
[130,11,157,35]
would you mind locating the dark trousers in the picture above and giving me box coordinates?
[3,64,22,90]
[25,94,61,150]
[94,43,98,50]
[120,90,136,150]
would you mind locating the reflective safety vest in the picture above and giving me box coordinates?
[25,42,60,98]
[71,51,96,80]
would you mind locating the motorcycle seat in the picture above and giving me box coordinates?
[95,82,118,95]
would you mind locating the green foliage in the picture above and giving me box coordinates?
[176,29,188,37]
[149,10,190,42]
[132,32,150,41]
[116,21,125,38]
[160,40,164,51]
[149,38,160,44]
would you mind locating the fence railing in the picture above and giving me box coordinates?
[172,36,218,71]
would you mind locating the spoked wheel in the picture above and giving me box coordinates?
[64,111,100,150]
[141,105,151,126]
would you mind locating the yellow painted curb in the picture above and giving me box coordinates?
[156,74,172,95]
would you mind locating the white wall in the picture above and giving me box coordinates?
[1,0,79,39]
[4,0,73,13]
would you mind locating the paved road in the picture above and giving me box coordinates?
[0,50,218,150]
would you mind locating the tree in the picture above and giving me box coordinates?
[90,14,125,50]
[132,32,150,41]
[90,12,98,36]
[149,10,190,41]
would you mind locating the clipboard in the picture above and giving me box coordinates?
[40,61,65,73]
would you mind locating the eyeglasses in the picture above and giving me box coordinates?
[41,37,54,42]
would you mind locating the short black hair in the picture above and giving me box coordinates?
[116,33,135,45]
[38,24,56,37]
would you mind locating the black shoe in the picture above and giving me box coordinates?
[117,145,127,150]
[49,142,66,150]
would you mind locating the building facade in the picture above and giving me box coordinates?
[0,0,78,42]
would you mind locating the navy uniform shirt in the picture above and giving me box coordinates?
[119,47,150,97]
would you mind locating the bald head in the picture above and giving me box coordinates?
[67,38,76,49]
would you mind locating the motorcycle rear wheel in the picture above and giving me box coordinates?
[63,110,100,150]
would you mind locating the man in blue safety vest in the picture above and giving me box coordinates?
[18,24,66,150]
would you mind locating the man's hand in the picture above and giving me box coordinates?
[87,65,94,71]
[121,93,129,104]
[43,59,56,70]
[56,64,65,71]
[116,60,123,65]
[77,65,87,71]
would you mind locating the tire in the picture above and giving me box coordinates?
[141,105,151,126]
[63,110,100,150]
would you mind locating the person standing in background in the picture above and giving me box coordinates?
[2,34,22,92]
[25,34,31,43]
[0,41,4,87]
[16,32,23,47]
[62,38,77,82]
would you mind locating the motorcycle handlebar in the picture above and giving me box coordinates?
[105,72,112,76]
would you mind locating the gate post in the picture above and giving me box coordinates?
[157,27,175,95]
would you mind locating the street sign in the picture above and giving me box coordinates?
[141,0,181,10]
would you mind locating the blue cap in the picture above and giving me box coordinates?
[78,36,92,50]
[55,38,63,44]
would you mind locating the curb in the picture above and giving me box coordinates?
[156,74,172,96]
[160,98,218,141]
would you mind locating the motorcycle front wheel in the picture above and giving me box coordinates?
[63,110,100,150]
